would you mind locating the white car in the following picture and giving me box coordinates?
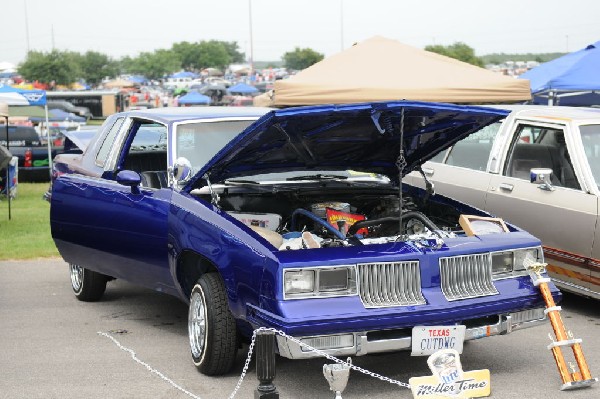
[406,105,600,299]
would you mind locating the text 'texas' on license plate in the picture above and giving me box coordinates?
[411,325,466,356]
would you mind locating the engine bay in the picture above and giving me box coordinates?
[192,183,466,251]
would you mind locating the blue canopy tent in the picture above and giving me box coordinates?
[170,71,198,79]
[228,83,258,95]
[178,91,211,106]
[519,41,600,106]
[0,86,49,219]
[0,86,51,174]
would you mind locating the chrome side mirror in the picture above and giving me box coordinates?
[530,168,555,191]
[171,157,193,185]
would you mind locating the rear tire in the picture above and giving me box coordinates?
[69,263,107,302]
[188,273,238,375]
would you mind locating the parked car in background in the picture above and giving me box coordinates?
[50,102,557,375]
[0,125,61,181]
[406,105,600,300]
[47,100,93,120]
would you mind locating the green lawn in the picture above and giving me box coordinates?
[0,183,60,260]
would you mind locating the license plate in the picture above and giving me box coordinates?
[411,325,466,356]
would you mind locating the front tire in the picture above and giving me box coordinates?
[69,264,107,302]
[188,273,238,375]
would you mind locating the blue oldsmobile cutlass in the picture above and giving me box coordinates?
[49,101,559,375]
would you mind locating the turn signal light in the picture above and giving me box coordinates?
[24,149,32,167]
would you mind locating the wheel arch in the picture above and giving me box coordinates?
[176,250,219,299]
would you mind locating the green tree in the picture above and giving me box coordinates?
[197,40,231,70]
[282,47,324,70]
[172,41,200,70]
[126,49,181,80]
[425,42,484,67]
[18,50,81,85]
[221,41,245,63]
[79,51,119,86]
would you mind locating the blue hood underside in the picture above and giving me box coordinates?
[187,101,508,190]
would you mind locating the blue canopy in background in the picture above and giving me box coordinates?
[0,85,47,106]
[519,41,600,105]
[228,83,258,95]
[178,91,211,105]
[170,71,198,79]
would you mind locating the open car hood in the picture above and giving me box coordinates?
[186,101,508,189]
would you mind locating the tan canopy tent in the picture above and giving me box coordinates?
[255,36,531,107]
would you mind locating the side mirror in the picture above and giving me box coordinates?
[530,168,555,191]
[116,170,142,194]
[172,157,193,185]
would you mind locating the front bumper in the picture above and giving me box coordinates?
[277,307,547,359]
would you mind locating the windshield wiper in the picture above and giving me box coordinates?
[286,174,348,181]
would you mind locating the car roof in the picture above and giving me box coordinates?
[121,106,273,124]
[486,104,600,122]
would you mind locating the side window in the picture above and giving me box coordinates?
[444,121,502,171]
[120,121,168,189]
[505,124,580,189]
[95,117,125,167]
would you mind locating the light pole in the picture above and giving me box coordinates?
[24,0,30,54]
[340,0,344,52]
[248,0,254,77]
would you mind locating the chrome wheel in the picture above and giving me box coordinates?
[188,288,207,360]
[70,264,83,293]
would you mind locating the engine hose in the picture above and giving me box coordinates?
[290,208,347,241]
[348,211,442,238]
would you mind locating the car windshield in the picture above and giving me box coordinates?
[174,119,257,172]
[580,124,600,189]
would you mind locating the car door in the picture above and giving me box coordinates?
[405,122,502,210]
[51,118,173,292]
[485,122,596,293]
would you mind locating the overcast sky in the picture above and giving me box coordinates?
[1,0,599,66]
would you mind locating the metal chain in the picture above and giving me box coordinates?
[228,327,411,398]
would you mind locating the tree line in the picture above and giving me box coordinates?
[17,40,325,86]
[18,39,557,87]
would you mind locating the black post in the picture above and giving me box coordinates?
[254,330,279,399]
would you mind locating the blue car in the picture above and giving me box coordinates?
[50,101,558,375]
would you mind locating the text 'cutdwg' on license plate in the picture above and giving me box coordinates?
[411,325,466,356]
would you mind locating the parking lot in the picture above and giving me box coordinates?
[1,258,598,399]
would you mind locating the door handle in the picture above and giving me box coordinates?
[422,167,434,177]
[499,183,514,192]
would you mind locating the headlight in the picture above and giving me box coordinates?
[491,246,543,278]
[491,251,513,274]
[514,247,543,271]
[284,270,315,294]
[283,266,357,299]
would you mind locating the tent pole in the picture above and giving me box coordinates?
[5,118,10,220]
[45,104,52,180]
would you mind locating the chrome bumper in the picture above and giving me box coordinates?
[277,308,547,359]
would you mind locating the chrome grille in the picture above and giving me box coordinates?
[357,261,426,308]
[440,253,499,301]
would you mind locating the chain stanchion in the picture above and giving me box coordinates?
[526,261,597,390]
[228,327,411,398]
[254,330,279,399]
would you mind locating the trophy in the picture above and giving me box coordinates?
[323,358,352,399]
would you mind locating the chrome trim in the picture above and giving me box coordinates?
[440,253,499,301]
[357,261,426,308]
[277,308,547,359]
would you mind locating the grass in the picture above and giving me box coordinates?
[0,183,60,260]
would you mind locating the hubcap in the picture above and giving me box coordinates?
[188,289,207,359]
[70,264,83,292]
